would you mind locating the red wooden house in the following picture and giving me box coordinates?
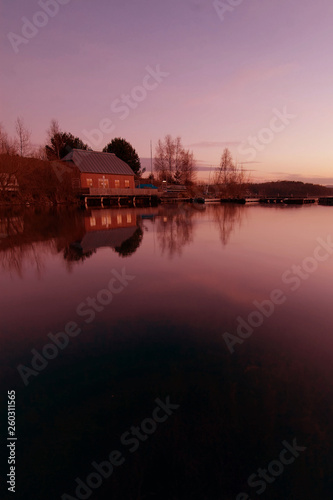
[61,149,135,191]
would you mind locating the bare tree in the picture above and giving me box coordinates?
[0,124,18,155]
[154,138,169,181]
[180,149,196,185]
[214,148,248,196]
[15,117,31,157]
[215,148,234,186]
[154,135,196,184]
[46,119,62,160]
[31,145,48,161]
[173,136,183,183]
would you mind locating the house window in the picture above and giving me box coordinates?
[102,216,112,227]
[115,180,120,188]
[90,217,96,227]
[126,214,132,224]
[86,178,93,187]
[117,215,122,225]
[125,180,130,188]
[98,177,109,189]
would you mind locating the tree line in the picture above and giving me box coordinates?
[1,117,249,193]
[0,119,144,176]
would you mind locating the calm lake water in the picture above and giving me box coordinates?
[1,203,333,499]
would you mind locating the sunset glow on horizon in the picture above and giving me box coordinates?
[1,0,333,184]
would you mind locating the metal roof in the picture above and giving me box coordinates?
[62,149,135,176]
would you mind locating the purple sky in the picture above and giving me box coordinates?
[1,0,333,183]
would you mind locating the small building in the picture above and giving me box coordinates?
[61,149,135,190]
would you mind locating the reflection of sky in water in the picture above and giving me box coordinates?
[1,205,333,351]
[1,205,333,499]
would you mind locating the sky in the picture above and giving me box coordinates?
[1,0,333,183]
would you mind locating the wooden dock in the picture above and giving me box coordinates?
[78,188,160,208]
[318,197,333,206]
[77,190,332,209]
[221,198,246,204]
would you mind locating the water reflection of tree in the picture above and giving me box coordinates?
[0,208,84,276]
[213,204,245,246]
[63,246,96,263]
[0,240,48,278]
[114,226,143,257]
[156,205,194,258]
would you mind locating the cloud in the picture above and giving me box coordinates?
[225,62,300,93]
[187,141,241,148]
[237,161,262,165]
[194,165,257,172]
[189,62,300,109]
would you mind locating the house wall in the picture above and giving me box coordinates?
[80,173,135,189]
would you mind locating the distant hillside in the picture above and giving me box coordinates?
[248,181,333,197]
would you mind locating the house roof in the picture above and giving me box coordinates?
[76,226,138,253]
[62,149,135,176]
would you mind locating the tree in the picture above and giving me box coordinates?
[45,119,90,160]
[31,145,48,161]
[215,148,234,186]
[0,154,19,199]
[179,149,195,185]
[214,148,248,197]
[15,117,31,157]
[0,124,18,155]
[154,135,196,185]
[103,138,142,176]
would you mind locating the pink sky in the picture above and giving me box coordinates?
[1,0,333,183]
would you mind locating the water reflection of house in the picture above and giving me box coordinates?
[85,209,135,232]
[74,209,139,254]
